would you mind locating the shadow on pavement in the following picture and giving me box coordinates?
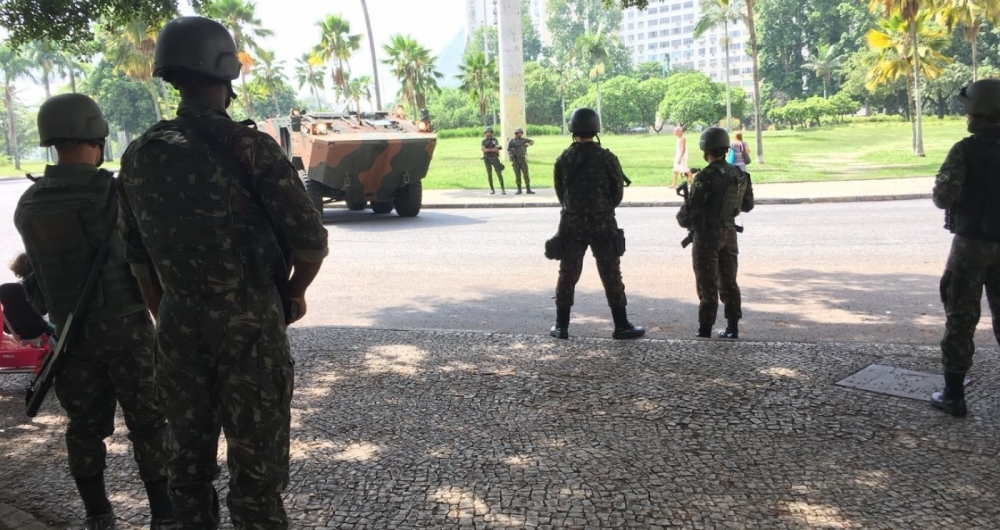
[317,209,487,231]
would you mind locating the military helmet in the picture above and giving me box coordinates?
[958,79,1000,115]
[699,127,730,151]
[514,127,524,134]
[153,16,241,82]
[568,108,600,135]
[484,126,493,133]
[37,93,109,147]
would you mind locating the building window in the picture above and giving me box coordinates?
[660,29,669,37]
[683,1,693,7]
[672,27,681,35]
[683,13,693,21]
[649,31,657,38]
[684,38,693,45]
[650,19,658,26]
[672,15,681,23]
[650,42,658,50]
[672,3,681,10]
[628,23,634,30]
[638,21,645,28]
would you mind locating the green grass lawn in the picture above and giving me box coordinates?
[0,118,966,188]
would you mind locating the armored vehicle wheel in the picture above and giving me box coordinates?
[393,181,423,217]
[370,200,394,214]
[303,176,324,212]
[346,200,367,211]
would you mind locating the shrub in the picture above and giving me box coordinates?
[526,124,559,136]
[436,124,560,138]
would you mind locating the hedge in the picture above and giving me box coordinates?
[436,124,561,139]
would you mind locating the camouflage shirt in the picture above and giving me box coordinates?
[553,141,625,215]
[482,137,501,158]
[118,101,328,292]
[507,136,534,159]
[934,139,967,210]
[682,160,754,230]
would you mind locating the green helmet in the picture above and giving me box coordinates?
[485,126,493,133]
[568,108,600,136]
[37,93,109,147]
[153,16,241,82]
[514,127,524,134]
[699,127,730,151]
[958,79,1000,115]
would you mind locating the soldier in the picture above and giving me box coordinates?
[116,16,329,529]
[930,78,1000,418]
[677,127,754,339]
[507,127,535,195]
[549,108,645,340]
[482,126,506,195]
[13,94,174,530]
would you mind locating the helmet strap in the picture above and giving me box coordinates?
[225,82,238,109]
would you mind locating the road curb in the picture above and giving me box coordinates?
[0,502,48,530]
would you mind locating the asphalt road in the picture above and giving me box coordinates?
[0,178,992,347]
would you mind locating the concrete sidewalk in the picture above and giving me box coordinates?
[412,177,934,209]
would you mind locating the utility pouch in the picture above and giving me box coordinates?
[615,228,626,257]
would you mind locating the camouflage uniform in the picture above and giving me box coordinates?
[678,161,754,327]
[507,136,534,191]
[934,129,1000,374]
[482,136,505,192]
[13,164,169,486]
[118,102,329,530]
[553,142,627,308]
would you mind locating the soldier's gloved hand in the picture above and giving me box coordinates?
[287,295,307,325]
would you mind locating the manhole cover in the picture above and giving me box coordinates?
[835,364,967,401]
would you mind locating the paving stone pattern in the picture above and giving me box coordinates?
[2,329,999,529]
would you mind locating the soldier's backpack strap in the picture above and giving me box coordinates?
[174,116,297,323]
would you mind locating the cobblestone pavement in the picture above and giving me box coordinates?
[2,328,999,529]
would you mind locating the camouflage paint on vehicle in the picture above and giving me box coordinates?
[259,107,436,216]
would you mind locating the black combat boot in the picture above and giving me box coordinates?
[930,371,967,417]
[516,183,523,195]
[84,513,118,530]
[550,305,570,339]
[611,306,645,339]
[498,175,506,195]
[697,323,712,338]
[718,319,739,339]
[527,188,535,194]
[145,479,176,530]
[76,474,114,529]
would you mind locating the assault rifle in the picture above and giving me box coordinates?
[676,168,701,248]
[26,189,120,417]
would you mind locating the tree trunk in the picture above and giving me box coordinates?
[595,76,601,118]
[159,79,172,118]
[5,84,21,170]
[723,21,731,129]
[905,78,915,153]
[910,22,925,157]
[240,70,255,119]
[43,77,52,163]
[272,90,281,117]
[145,80,163,120]
[822,76,828,99]
[361,0,382,110]
[972,27,979,82]
[560,91,566,135]
[746,0,763,164]
[69,70,77,93]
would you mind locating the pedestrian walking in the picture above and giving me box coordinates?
[507,127,535,195]
[116,16,329,529]
[671,126,692,188]
[930,78,1000,418]
[14,93,174,530]
[676,127,755,339]
[548,108,645,340]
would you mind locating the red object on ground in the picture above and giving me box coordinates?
[0,302,50,374]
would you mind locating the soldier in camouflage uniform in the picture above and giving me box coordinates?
[482,126,506,195]
[507,127,535,195]
[929,79,1000,418]
[14,94,173,530]
[677,127,754,340]
[116,17,329,529]
[550,108,645,340]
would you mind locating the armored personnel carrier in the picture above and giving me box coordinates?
[260,107,436,216]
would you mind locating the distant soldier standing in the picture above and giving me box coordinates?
[482,126,506,195]
[930,79,1000,418]
[677,127,754,339]
[549,108,645,340]
[14,94,174,530]
[117,16,329,529]
[507,127,535,195]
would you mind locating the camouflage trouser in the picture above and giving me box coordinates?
[484,157,505,191]
[555,212,627,308]
[156,284,294,530]
[53,311,168,483]
[511,157,530,189]
[691,225,741,326]
[940,235,1000,373]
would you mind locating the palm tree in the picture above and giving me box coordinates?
[103,19,164,119]
[343,72,373,117]
[573,26,612,117]
[253,49,287,116]
[383,34,444,119]
[295,52,325,108]
[547,52,579,135]
[200,0,274,119]
[360,0,382,110]
[869,0,937,156]
[55,50,86,93]
[938,0,1000,81]
[745,0,764,163]
[866,12,950,153]
[694,0,746,129]
[27,41,61,99]
[801,43,845,98]
[457,51,499,126]
[313,14,362,104]
[0,44,33,170]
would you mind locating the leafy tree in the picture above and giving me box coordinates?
[383,34,444,119]
[252,49,287,116]
[744,0,764,163]
[657,72,722,129]
[313,14,362,102]
[56,47,89,93]
[569,75,642,132]
[631,61,667,81]
[520,0,544,62]
[27,41,62,100]
[102,19,165,119]
[802,43,846,98]
[343,72,373,117]
[925,61,973,118]
[199,0,273,120]
[828,91,861,121]
[457,51,499,125]
[83,60,158,138]
[636,77,669,130]
[544,51,586,133]
[523,61,563,126]
[573,26,613,116]
[694,0,746,130]
[938,0,1000,81]
[425,87,481,129]
[243,77,298,121]
[0,43,34,169]
[465,26,499,61]
[545,0,623,61]
[0,101,40,161]
[295,52,326,108]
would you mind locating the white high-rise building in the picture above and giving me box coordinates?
[619,0,755,97]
